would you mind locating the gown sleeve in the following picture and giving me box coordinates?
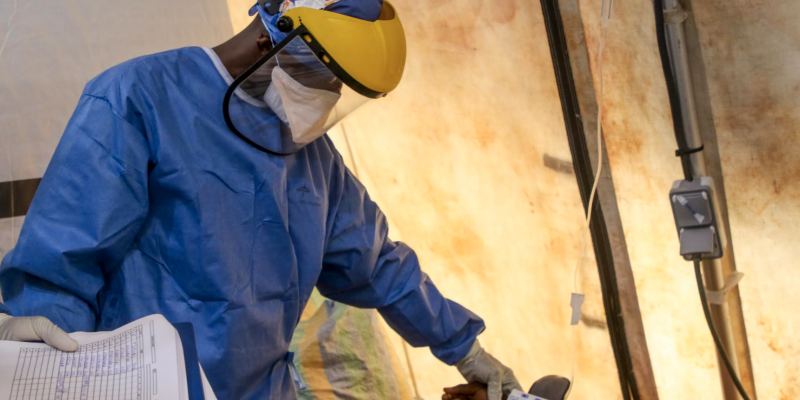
[0,94,151,332]
[319,153,485,365]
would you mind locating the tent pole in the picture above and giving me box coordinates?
[661,0,756,397]
[540,0,661,398]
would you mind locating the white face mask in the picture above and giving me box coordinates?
[264,66,341,146]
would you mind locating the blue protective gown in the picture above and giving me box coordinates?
[0,47,485,400]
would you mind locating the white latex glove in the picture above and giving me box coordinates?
[455,340,523,400]
[0,314,79,352]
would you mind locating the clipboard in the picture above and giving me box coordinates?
[173,323,206,400]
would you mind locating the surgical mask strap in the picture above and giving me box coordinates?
[251,2,285,67]
[269,33,281,68]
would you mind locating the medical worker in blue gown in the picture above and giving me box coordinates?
[0,1,522,399]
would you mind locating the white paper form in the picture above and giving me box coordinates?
[0,315,186,400]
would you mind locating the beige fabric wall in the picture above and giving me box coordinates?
[576,0,800,399]
[690,2,800,398]
[573,0,725,398]
[10,0,793,398]
[243,0,621,398]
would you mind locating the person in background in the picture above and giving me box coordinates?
[0,1,521,399]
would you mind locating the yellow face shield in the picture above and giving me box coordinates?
[223,1,406,156]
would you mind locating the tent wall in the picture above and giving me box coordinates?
[3,0,797,399]
[552,0,660,396]
[571,0,733,398]
[0,0,234,257]
[225,0,627,397]
[573,0,800,398]
[690,1,800,398]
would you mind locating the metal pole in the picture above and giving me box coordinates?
[662,1,744,398]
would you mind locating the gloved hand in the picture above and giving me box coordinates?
[454,340,522,400]
[0,314,79,352]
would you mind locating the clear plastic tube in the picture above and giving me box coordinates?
[601,0,614,27]
[565,4,610,398]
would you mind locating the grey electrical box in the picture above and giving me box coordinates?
[669,177,726,260]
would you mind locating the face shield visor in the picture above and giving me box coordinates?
[223,1,406,156]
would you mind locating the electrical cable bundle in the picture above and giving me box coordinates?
[653,0,752,398]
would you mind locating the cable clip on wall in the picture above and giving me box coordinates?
[705,272,744,306]
[663,3,689,25]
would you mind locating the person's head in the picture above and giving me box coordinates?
[218,0,406,156]
[215,0,385,79]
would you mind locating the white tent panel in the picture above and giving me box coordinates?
[0,0,234,257]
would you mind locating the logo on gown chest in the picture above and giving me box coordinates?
[288,180,322,207]
[296,185,311,199]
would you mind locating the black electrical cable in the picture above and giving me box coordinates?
[539,1,641,399]
[655,1,751,396]
[653,0,751,395]
[693,259,752,400]
[652,0,695,181]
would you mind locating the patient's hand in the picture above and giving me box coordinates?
[442,382,490,400]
